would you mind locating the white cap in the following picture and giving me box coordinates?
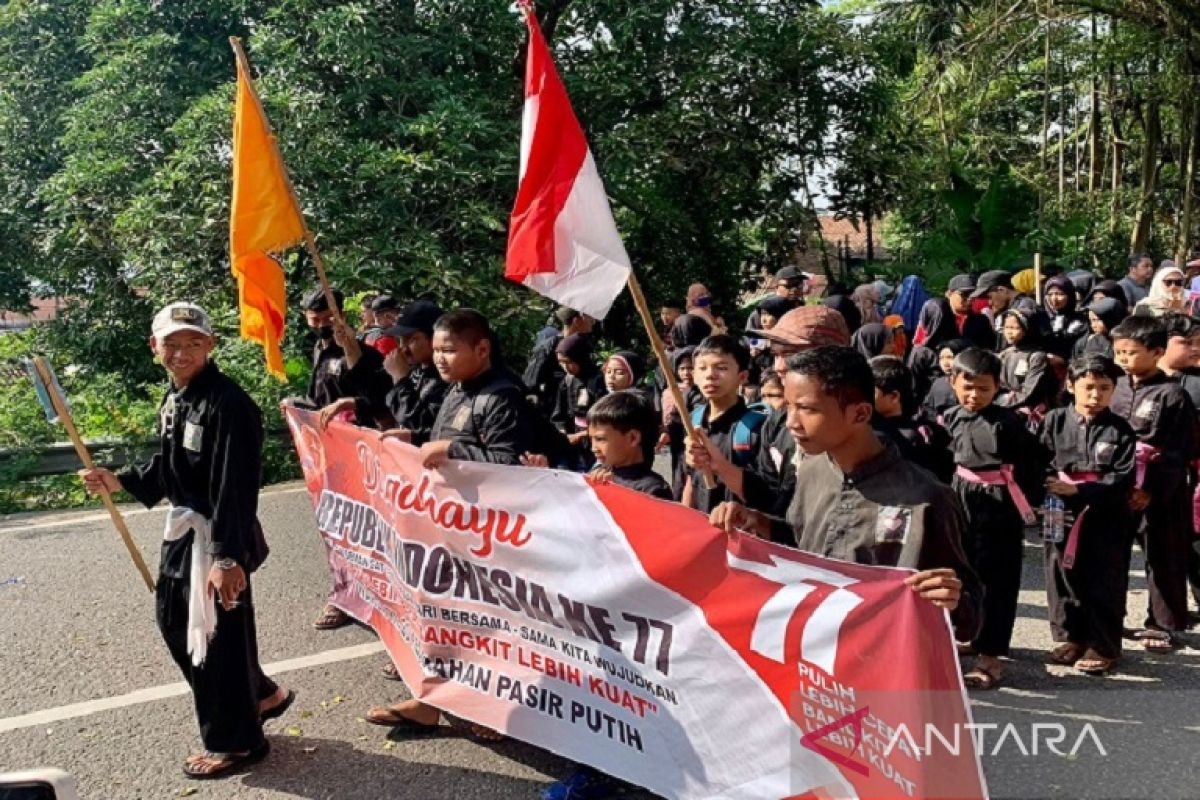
[151,302,213,340]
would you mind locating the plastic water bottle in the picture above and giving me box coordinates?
[1042,495,1065,544]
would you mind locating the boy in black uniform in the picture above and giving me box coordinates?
[1158,314,1200,615]
[80,302,291,780]
[709,346,981,642]
[1038,355,1136,674]
[944,348,1043,690]
[681,335,766,513]
[587,391,672,499]
[301,286,389,413]
[376,299,448,447]
[869,355,953,482]
[365,308,553,738]
[1110,316,1197,650]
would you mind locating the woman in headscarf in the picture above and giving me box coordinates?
[823,294,862,334]
[1084,279,1126,308]
[1134,263,1189,317]
[1067,270,1097,307]
[889,275,930,332]
[851,283,882,326]
[1012,268,1038,298]
[907,298,958,401]
[851,323,896,360]
[1037,274,1088,359]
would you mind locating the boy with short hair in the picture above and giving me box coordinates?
[587,391,672,499]
[1109,316,1196,650]
[682,334,766,512]
[869,355,953,482]
[1038,354,1136,674]
[944,348,1043,689]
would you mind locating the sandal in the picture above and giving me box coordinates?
[1048,642,1085,665]
[366,704,441,733]
[381,661,401,681]
[1075,649,1117,675]
[313,603,350,630]
[182,741,270,780]
[260,689,296,723]
[1134,629,1177,652]
[963,661,1002,690]
[467,723,505,742]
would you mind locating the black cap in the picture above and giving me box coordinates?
[947,274,975,293]
[370,294,401,312]
[384,299,443,338]
[302,286,344,312]
[970,270,1013,299]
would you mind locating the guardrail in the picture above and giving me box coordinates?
[0,429,292,477]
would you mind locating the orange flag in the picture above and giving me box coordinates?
[229,39,305,380]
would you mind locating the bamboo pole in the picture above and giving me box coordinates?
[33,358,155,592]
[625,273,716,490]
[229,37,342,325]
[1034,253,1044,306]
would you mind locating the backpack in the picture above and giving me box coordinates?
[690,405,768,468]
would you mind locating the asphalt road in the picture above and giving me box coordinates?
[1,483,1198,800]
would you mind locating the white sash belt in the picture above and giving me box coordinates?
[164,506,217,667]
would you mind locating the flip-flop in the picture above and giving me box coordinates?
[1075,649,1117,675]
[182,741,270,780]
[1134,630,1177,652]
[260,689,296,723]
[313,604,350,630]
[366,705,441,733]
[963,665,1002,690]
[1048,642,1085,665]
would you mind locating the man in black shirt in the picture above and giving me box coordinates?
[301,286,390,418]
[80,302,291,780]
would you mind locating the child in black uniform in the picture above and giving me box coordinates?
[1109,316,1197,650]
[944,348,1044,689]
[870,355,953,482]
[1039,355,1136,674]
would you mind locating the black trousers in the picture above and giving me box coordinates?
[157,565,276,754]
[1045,504,1131,659]
[955,480,1024,657]
[1133,473,1191,633]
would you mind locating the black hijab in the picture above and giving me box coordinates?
[851,323,893,359]
[823,295,862,334]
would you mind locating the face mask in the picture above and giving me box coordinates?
[318,325,335,341]
[695,296,712,308]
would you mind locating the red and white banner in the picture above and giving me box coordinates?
[505,7,631,320]
[286,408,987,800]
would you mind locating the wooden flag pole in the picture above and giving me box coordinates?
[229,37,343,326]
[625,274,717,490]
[31,358,156,592]
[1034,252,1044,305]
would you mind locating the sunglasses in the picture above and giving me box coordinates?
[1164,279,1185,287]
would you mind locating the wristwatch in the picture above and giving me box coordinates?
[214,557,238,570]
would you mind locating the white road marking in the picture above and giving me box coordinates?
[0,641,384,734]
[0,485,309,535]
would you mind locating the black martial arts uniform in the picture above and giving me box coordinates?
[1038,407,1136,659]
[1170,368,1200,607]
[118,362,275,756]
[872,411,954,483]
[602,463,673,501]
[430,367,565,465]
[944,403,1044,656]
[921,376,959,422]
[997,345,1057,416]
[742,407,798,524]
[770,442,982,642]
[306,335,390,420]
[1111,372,1197,632]
[381,362,448,447]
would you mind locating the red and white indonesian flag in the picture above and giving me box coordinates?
[505,8,631,320]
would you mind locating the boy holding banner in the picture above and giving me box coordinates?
[79,302,292,780]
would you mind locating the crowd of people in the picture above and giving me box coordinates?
[79,253,1200,795]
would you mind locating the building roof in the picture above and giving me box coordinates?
[0,297,62,330]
